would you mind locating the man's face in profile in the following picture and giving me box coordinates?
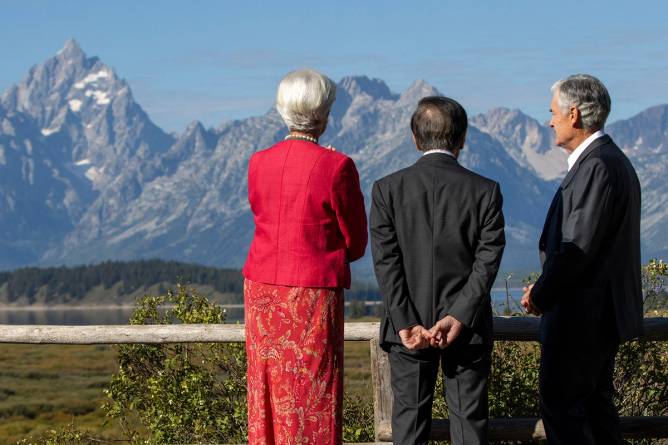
[549,92,575,150]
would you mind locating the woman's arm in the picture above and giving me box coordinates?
[331,157,368,262]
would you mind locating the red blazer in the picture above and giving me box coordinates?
[243,139,368,289]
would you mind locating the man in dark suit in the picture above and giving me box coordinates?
[371,96,505,445]
[521,74,643,445]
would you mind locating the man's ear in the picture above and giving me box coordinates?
[459,129,467,150]
[412,133,420,151]
[569,106,582,128]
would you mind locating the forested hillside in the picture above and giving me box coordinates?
[0,259,243,305]
[0,259,382,306]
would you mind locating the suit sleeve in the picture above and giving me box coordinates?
[370,181,421,332]
[446,182,506,327]
[531,159,614,312]
[331,157,368,262]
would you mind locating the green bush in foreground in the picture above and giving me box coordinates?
[102,285,247,444]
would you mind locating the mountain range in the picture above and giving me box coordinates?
[1,40,666,279]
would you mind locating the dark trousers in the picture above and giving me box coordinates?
[389,342,492,445]
[539,320,622,445]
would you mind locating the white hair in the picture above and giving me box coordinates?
[551,74,611,131]
[276,69,336,133]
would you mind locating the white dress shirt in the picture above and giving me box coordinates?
[567,130,605,171]
[422,148,456,158]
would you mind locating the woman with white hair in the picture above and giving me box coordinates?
[242,69,367,445]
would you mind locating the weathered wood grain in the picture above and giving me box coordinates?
[0,321,381,344]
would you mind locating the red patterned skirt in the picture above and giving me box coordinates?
[244,279,344,445]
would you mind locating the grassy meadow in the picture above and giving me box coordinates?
[0,339,373,444]
[0,344,121,443]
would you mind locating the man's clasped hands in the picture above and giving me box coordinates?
[398,315,464,350]
[401,282,544,351]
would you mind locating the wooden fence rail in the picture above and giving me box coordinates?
[0,317,666,443]
[0,322,377,344]
[1,317,666,344]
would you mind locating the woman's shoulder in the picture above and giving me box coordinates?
[248,140,288,166]
[318,144,352,163]
[252,140,288,155]
[250,140,354,170]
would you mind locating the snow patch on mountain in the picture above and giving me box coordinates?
[84,90,110,105]
[41,127,59,136]
[68,99,82,112]
[74,69,111,88]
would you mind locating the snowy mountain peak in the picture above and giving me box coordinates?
[472,107,536,134]
[183,120,212,143]
[186,120,206,132]
[397,79,440,106]
[641,104,668,120]
[608,104,668,153]
[470,107,565,181]
[57,38,86,61]
[0,40,173,196]
[0,40,120,127]
[338,76,397,101]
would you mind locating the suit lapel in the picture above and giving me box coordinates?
[560,135,611,188]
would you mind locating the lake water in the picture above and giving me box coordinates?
[0,290,523,325]
[0,306,247,325]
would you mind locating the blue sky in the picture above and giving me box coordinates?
[1,0,667,132]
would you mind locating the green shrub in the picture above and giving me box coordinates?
[101,285,247,444]
[643,259,668,312]
[15,422,96,445]
[342,393,375,443]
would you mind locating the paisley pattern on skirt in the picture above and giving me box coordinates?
[244,279,344,445]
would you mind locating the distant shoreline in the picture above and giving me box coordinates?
[0,304,248,311]
[0,289,525,311]
[0,304,140,311]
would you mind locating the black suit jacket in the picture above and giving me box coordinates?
[371,153,506,350]
[531,135,643,343]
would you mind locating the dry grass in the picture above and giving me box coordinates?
[0,344,122,444]
[0,339,373,444]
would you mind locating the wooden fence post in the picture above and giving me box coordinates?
[370,338,393,443]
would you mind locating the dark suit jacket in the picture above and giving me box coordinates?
[531,135,643,343]
[371,153,506,350]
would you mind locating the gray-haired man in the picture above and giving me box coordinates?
[522,74,643,444]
